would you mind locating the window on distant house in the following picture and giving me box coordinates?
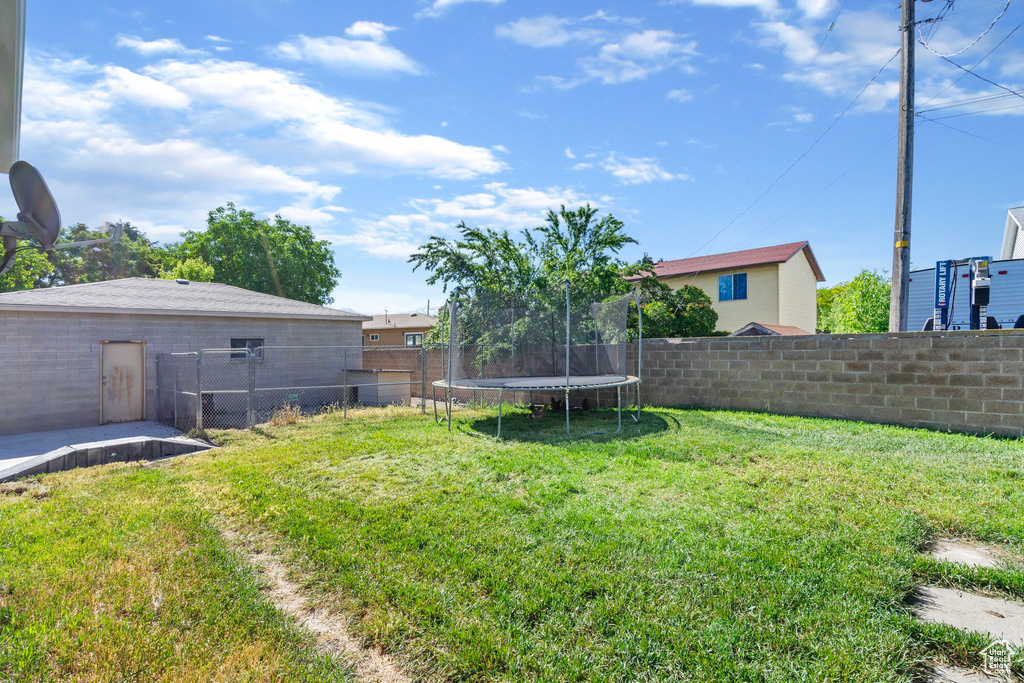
[405,333,423,346]
[230,338,264,361]
[369,333,379,342]
[718,273,748,301]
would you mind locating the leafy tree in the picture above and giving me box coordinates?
[0,214,54,292]
[818,269,890,333]
[176,203,340,304]
[637,285,718,339]
[816,282,846,333]
[413,207,717,343]
[40,222,167,287]
[160,257,215,282]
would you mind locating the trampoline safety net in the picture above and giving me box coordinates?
[447,283,635,388]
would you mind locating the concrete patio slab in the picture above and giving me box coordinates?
[0,421,187,471]
[915,586,1024,647]
[930,664,1003,682]
[931,540,1002,569]
[0,421,212,483]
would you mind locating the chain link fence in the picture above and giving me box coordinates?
[157,345,456,431]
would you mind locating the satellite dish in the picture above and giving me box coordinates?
[5,160,60,249]
[0,160,122,276]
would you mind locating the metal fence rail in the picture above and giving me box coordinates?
[156,344,452,431]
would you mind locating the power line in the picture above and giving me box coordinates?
[917,112,1024,151]
[918,0,1013,58]
[733,130,896,250]
[677,49,902,283]
[918,18,1024,108]
[918,90,1023,114]
[920,100,1024,118]
[934,51,1024,101]
[810,0,850,65]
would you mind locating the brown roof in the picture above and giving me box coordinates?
[731,322,812,336]
[631,241,825,282]
[363,313,438,331]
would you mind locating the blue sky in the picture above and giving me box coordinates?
[9,0,1024,314]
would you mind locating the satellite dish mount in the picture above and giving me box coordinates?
[0,160,123,275]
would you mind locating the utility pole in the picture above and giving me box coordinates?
[889,0,917,332]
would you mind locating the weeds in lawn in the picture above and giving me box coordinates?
[271,404,302,426]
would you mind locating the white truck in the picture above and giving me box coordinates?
[908,257,1024,331]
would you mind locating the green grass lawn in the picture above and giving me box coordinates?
[2,405,1023,681]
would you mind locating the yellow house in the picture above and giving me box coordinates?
[639,241,825,334]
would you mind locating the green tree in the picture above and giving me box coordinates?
[41,222,167,287]
[816,282,847,333]
[177,204,340,304]
[0,244,53,293]
[160,257,215,282]
[637,285,718,339]
[819,270,890,333]
[413,207,717,342]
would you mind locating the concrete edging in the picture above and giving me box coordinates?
[0,436,213,483]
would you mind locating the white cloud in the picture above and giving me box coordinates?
[17,52,507,243]
[501,16,700,87]
[685,0,780,17]
[115,35,203,57]
[330,183,594,259]
[417,0,504,19]
[495,16,603,47]
[101,66,191,109]
[145,59,505,178]
[271,31,422,75]
[204,35,231,43]
[601,153,687,184]
[345,21,396,43]
[276,203,351,226]
[667,88,693,102]
[564,147,576,159]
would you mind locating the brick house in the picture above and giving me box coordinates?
[634,241,825,334]
[362,313,437,346]
[0,278,368,436]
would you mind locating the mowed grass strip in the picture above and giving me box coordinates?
[0,465,352,683]
[168,406,1024,681]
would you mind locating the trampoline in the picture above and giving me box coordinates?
[433,281,642,437]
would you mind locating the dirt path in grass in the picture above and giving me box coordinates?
[221,528,412,683]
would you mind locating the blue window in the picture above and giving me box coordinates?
[718,273,747,301]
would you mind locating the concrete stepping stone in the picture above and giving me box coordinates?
[931,540,1001,569]
[914,586,1024,647]
[930,663,1003,682]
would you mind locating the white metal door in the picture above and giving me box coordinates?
[100,341,145,424]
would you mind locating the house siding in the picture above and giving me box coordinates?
[777,249,819,333]
[363,326,432,346]
[0,310,361,436]
[1013,227,1024,259]
[661,264,780,333]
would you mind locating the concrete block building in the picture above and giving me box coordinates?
[0,278,367,436]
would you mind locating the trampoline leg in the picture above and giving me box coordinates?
[447,387,453,433]
[616,386,622,433]
[564,388,570,436]
[498,389,503,438]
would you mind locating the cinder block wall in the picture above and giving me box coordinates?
[0,311,361,436]
[640,330,1024,436]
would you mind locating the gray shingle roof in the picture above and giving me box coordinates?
[363,313,438,330]
[0,278,369,321]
